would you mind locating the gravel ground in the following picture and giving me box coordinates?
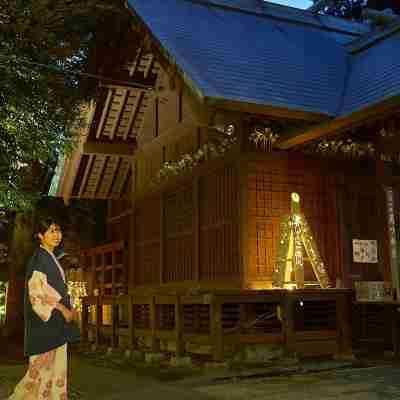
[1,348,400,400]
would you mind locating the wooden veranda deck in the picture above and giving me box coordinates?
[81,288,352,361]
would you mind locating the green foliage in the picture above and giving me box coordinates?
[34,197,107,243]
[0,0,128,211]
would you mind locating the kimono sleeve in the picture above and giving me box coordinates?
[28,270,62,322]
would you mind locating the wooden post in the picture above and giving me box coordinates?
[194,176,200,283]
[238,160,249,288]
[283,292,296,354]
[336,292,353,357]
[95,296,103,348]
[150,296,160,352]
[111,249,116,296]
[336,185,351,288]
[239,303,248,333]
[391,304,400,357]
[129,205,136,290]
[81,298,89,343]
[160,194,165,286]
[111,298,117,348]
[128,295,136,349]
[211,295,223,362]
[175,295,184,357]
[101,252,106,296]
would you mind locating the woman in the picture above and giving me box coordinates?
[8,218,79,400]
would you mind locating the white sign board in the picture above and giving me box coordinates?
[352,239,378,263]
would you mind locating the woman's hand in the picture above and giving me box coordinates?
[56,302,79,322]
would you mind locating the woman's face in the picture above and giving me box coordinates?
[38,224,62,251]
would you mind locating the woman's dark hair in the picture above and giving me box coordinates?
[34,217,61,237]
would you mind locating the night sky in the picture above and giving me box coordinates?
[272,0,313,9]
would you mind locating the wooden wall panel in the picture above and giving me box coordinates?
[341,185,390,284]
[164,185,195,282]
[107,219,130,243]
[245,156,340,288]
[134,196,161,286]
[199,166,240,281]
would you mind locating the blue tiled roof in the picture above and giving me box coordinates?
[341,31,400,115]
[127,0,399,118]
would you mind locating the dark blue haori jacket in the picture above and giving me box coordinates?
[24,247,80,356]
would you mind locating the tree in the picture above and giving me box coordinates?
[311,0,400,19]
[311,0,366,19]
[0,0,130,211]
[0,0,133,337]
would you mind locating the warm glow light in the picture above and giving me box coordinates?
[273,193,332,289]
[247,281,273,290]
[291,192,300,203]
[67,281,88,312]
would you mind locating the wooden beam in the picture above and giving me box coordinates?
[78,155,94,197]
[211,99,328,122]
[83,142,135,157]
[89,155,107,199]
[277,96,400,149]
[96,90,113,139]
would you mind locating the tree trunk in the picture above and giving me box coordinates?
[4,214,34,338]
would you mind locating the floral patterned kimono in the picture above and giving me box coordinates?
[8,247,75,400]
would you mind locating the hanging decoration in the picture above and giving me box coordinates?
[66,268,88,312]
[306,138,375,159]
[249,126,280,152]
[273,192,332,289]
[155,129,237,182]
[0,281,7,323]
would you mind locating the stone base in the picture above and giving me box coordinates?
[145,352,163,364]
[233,344,285,363]
[170,356,192,368]
[131,350,145,362]
[106,347,113,356]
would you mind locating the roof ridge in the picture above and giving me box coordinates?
[182,0,369,36]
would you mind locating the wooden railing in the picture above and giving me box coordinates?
[80,241,127,296]
[81,289,352,360]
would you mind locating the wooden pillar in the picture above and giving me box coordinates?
[90,252,96,296]
[81,298,89,343]
[336,292,353,357]
[111,249,116,296]
[129,205,136,290]
[336,184,351,288]
[238,160,249,288]
[175,295,184,357]
[111,298,117,348]
[150,296,160,352]
[160,194,165,286]
[239,303,248,333]
[282,292,296,354]
[128,295,136,349]
[194,176,200,283]
[95,296,103,348]
[211,295,223,361]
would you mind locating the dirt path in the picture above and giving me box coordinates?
[0,355,215,400]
